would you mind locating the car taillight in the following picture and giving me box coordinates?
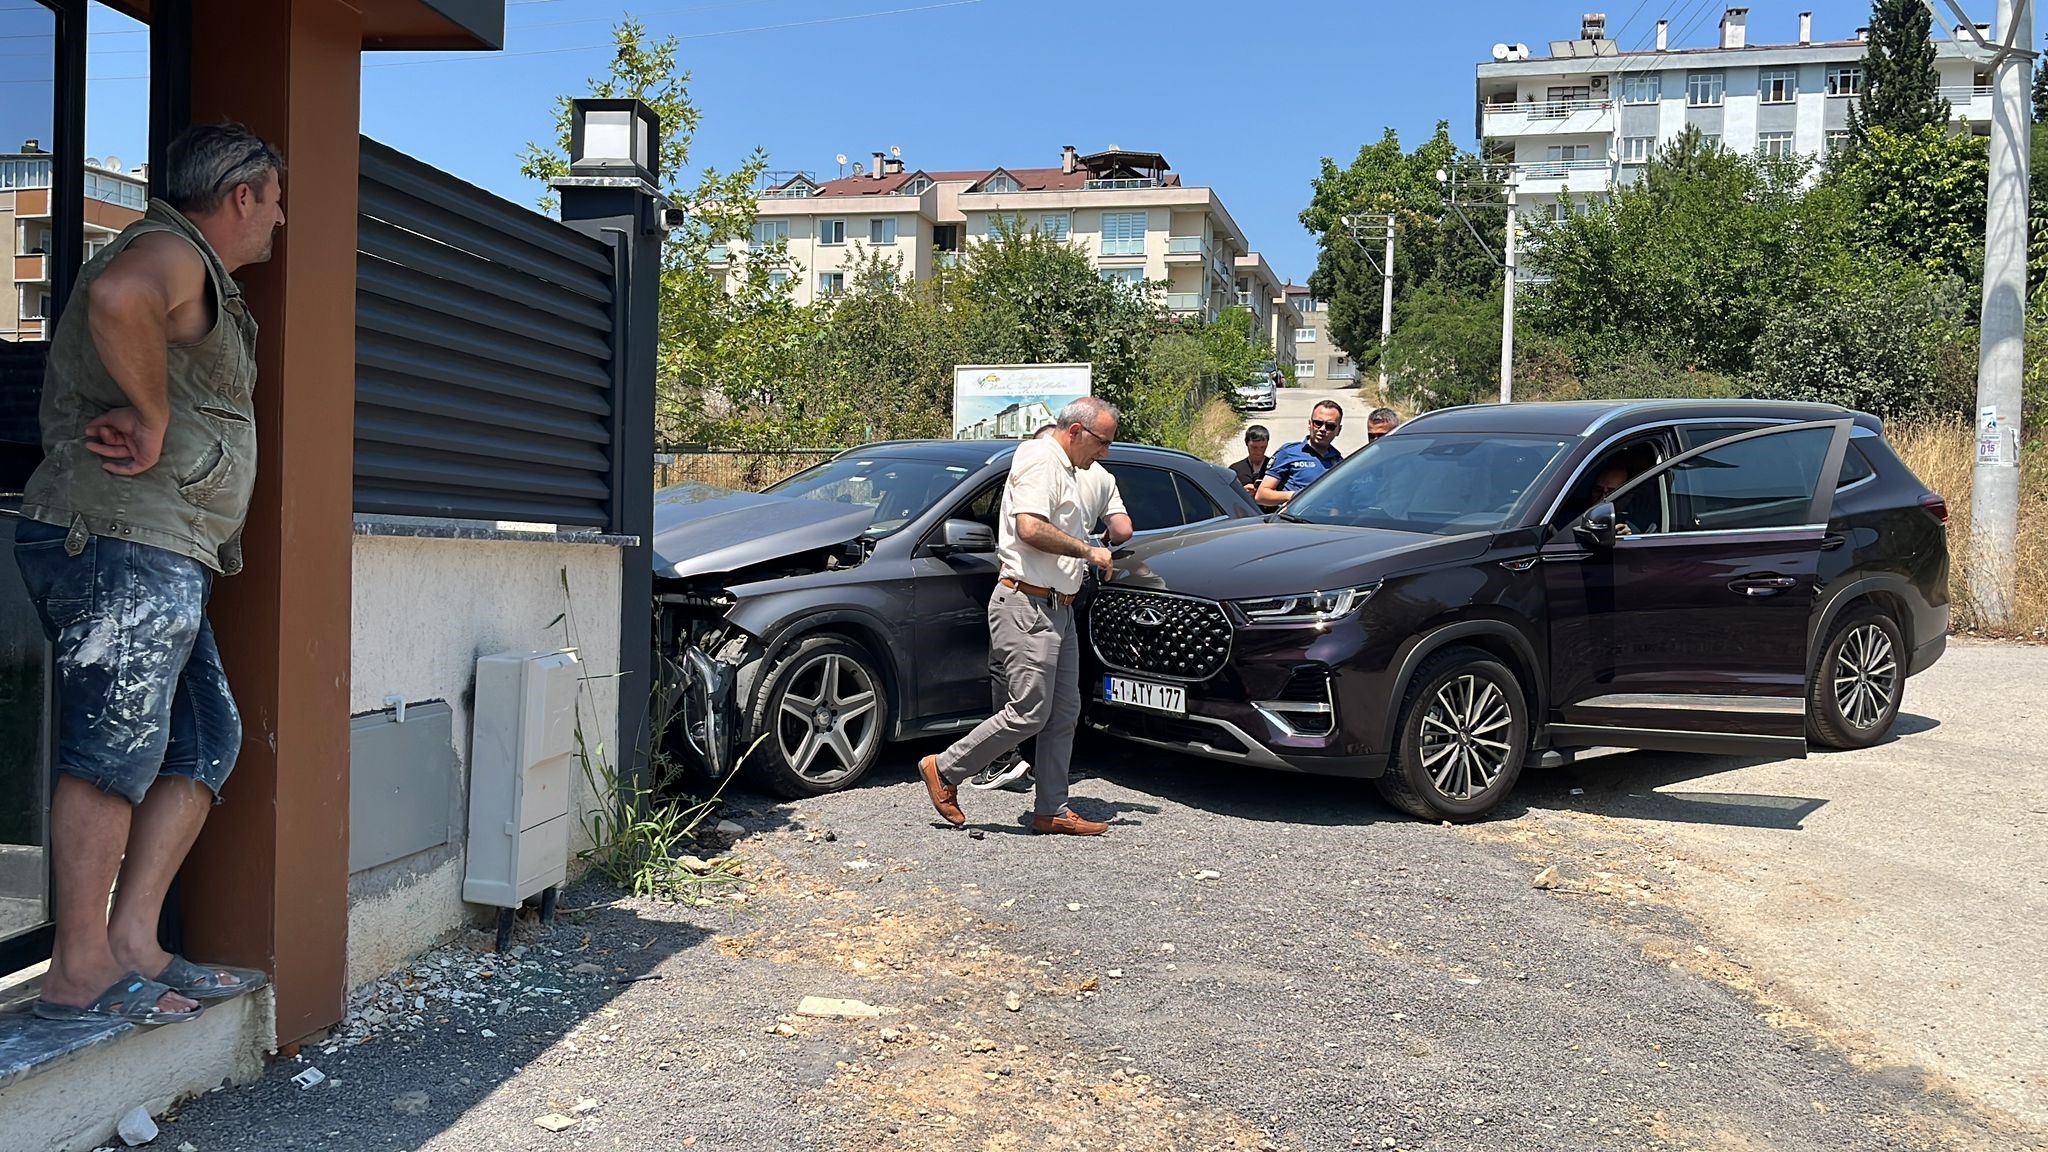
[1920,493,1949,524]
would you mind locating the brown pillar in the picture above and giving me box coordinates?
[177,0,360,1044]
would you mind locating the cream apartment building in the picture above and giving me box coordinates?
[3,146,148,342]
[733,146,1287,327]
[1280,283,1356,386]
[1476,8,2008,225]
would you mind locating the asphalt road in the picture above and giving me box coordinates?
[157,645,2034,1151]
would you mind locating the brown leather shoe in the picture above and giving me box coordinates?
[919,755,965,827]
[1031,808,1108,836]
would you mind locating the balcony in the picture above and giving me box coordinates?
[1084,176,1164,190]
[1164,236,1210,260]
[1513,159,1613,195]
[13,253,46,284]
[1165,292,1206,313]
[1939,84,1997,123]
[1482,98,1616,139]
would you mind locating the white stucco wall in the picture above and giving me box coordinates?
[345,532,623,990]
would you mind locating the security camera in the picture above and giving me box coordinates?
[658,206,688,230]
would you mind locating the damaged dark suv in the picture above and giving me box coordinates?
[1086,400,1951,822]
[653,439,1260,796]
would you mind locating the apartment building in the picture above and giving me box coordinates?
[2,145,148,342]
[1280,283,1356,385]
[1475,8,2004,224]
[732,145,1283,324]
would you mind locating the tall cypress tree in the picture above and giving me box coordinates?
[1848,0,1950,142]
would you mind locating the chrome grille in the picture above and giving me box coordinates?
[1089,588,1233,681]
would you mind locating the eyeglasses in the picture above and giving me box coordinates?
[1309,419,1341,432]
[211,143,280,195]
[1076,423,1115,447]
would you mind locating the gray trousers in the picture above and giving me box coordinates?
[936,584,1079,818]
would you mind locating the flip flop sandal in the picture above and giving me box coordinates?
[154,954,268,1001]
[32,972,205,1026]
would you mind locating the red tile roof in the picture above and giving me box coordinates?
[780,163,1181,199]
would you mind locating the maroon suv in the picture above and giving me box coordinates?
[1085,400,1951,822]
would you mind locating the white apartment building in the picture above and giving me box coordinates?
[730,146,1289,327]
[1476,7,2005,224]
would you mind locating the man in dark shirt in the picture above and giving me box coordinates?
[1257,401,1347,509]
[1228,425,1271,503]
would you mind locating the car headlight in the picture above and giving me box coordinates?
[1233,583,1378,624]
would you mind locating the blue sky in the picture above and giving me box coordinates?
[22,0,1886,281]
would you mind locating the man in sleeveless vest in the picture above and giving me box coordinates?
[13,123,283,1024]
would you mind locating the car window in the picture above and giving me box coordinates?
[1101,463,1186,532]
[763,456,977,537]
[950,478,1005,532]
[1557,434,1668,530]
[1675,423,1768,451]
[1287,434,1572,535]
[1625,426,1834,534]
[1837,444,1876,487]
[1173,472,1224,523]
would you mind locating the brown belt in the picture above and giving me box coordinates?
[1000,575,1076,607]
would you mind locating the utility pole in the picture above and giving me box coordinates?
[1500,176,1518,404]
[1341,212,1398,397]
[1934,0,2032,625]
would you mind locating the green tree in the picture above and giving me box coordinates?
[1379,284,1573,411]
[1749,272,1974,418]
[1299,123,1498,361]
[1835,124,1988,283]
[1849,0,1950,142]
[803,248,963,443]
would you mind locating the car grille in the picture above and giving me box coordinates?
[1089,589,1233,681]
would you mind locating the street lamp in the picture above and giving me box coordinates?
[569,98,661,184]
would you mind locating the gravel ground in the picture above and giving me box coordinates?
[154,716,2029,1152]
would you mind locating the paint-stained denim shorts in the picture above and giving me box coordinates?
[12,517,240,805]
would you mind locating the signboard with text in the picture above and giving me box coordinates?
[952,363,1092,441]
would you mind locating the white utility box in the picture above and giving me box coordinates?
[463,648,581,910]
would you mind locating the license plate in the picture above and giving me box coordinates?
[1104,675,1185,716]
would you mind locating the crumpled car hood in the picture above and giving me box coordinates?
[653,483,872,581]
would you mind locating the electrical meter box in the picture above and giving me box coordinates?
[463,648,581,909]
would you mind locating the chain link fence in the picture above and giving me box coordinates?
[654,448,839,493]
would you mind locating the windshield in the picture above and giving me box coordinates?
[762,456,976,537]
[1282,432,1572,534]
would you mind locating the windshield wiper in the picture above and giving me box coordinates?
[1275,510,1307,523]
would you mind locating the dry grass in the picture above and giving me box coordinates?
[1888,420,2048,640]
[1184,397,1243,464]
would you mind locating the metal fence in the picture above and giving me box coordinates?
[654,448,838,493]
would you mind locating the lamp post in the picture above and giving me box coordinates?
[555,98,668,797]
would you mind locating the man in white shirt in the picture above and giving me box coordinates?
[919,397,1127,835]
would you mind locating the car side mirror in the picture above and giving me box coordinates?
[930,518,996,555]
[1575,502,1618,549]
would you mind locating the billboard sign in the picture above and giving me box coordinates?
[952,363,1092,441]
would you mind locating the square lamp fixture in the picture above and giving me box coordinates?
[569,98,661,183]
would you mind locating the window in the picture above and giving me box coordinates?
[901,175,932,195]
[1039,212,1071,241]
[933,224,960,252]
[767,270,789,289]
[1100,267,1146,287]
[1621,426,1834,534]
[1686,72,1725,107]
[1620,75,1660,104]
[1172,473,1225,523]
[1549,200,1572,224]
[1757,132,1796,159]
[983,213,1023,240]
[869,217,897,245]
[750,219,789,246]
[818,219,846,245]
[1825,65,1864,96]
[765,182,815,199]
[1285,433,1574,535]
[1701,133,1722,151]
[0,157,53,190]
[1100,211,1147,257]
[1099,464,1186,533]
[1294,327,1316,343]
[817,271,845,296]
[1758,68,1797,103]
[980,173,1020,193]
[1296,360,1316,378]
[1837,444,1877,488]
[1826,130,1851,154]
[1536,84,1591,117]
[1620,135,1656,164]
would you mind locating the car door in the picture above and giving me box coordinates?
[1543,420,1853,755]
[908,475,1007,726]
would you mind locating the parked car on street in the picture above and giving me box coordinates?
[1083,400,1951,821]
[653,439,1262,796]
[1232,366,1279,412]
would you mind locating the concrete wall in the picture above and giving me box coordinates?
[344,532,623,991]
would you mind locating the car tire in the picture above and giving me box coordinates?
[1807,605,1905,750]
[1375,646,1530,823]
[745,635,888,798]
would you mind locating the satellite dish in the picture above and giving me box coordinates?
[889,145,901,158]
[84,157,103,169]
[104,155,122,172]
[834,153,848,166]
[1492,43,1510,61]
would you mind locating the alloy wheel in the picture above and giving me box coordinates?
[774,653,881,785]
[1418,673,1514,801]
[1832,623,1898,731]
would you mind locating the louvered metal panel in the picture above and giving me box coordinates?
[354,136,620,526]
